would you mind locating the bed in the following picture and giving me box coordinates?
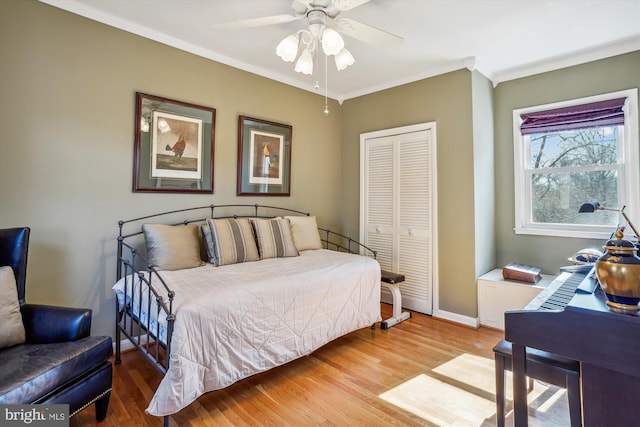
[113,205,381,422]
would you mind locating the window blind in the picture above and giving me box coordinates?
[520,97,626,135]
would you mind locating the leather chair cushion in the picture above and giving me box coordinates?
[0,335,112,404]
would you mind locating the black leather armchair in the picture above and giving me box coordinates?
[0,227,113,421]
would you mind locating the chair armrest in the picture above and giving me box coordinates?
[20,304,92,343]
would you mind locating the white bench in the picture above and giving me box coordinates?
[380,270,411,329]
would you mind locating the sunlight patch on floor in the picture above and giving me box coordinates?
[433,353,497,396]
[378,353,570,426]
[379,373,496,426]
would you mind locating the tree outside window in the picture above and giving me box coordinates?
[528,126,620,226]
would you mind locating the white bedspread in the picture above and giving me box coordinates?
[113,249,381,416]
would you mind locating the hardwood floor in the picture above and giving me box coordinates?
[71,304,570,426]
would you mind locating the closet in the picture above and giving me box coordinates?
[360,122,437,315]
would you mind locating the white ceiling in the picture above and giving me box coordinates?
[40,0,640,101]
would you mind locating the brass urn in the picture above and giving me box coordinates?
[595,229,640,313]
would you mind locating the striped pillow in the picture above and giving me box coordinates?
[251,218,299,259]
[200,223,216,264]
[205,218,259,266]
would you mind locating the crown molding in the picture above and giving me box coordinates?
[38,1,640,100]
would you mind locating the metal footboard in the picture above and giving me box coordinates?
[114,241,174,373]
[318,227,377,257]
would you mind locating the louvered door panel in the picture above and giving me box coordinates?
[396,132,432,312]
[363,139,395,270]
[399,133,431,231]
[361,124,435,315]
[366,233,393,271]
[398,235,431,313]
[365,142,394,228]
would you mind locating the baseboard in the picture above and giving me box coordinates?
[116,339,135,353]
[432,309,479,328]
[382,290,479,327]
[114,335,156,354]
[381,290,433,315]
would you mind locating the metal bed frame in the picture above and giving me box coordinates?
[114,204,376,425]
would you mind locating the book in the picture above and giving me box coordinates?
[502,263,543,284]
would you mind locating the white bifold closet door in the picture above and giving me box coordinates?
[360,123,436,315]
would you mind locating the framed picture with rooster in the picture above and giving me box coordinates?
[133,92,216,193]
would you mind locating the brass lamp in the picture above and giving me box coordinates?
[579,201,640,312]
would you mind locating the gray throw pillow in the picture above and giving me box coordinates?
[142,224,205,271]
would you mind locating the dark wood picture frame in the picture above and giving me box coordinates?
[133,92,216,193]
[237,115,292,196]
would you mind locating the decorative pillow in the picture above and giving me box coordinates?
[285,215,323,251]
[205,218,259,266]
[142,224,205,271]
[0,266,26,349]
[201,223,216,264]
[251,218,299,259]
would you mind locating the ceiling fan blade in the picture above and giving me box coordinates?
[214,14,301,31]
[335,17,403,49]
[333,0,371,11]
[292,0,313,14]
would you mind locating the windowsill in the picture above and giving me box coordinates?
[513,227,614,240]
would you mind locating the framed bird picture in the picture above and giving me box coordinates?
[237,115,292,196]
[133,92,216,193]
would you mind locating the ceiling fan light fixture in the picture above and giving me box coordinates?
[215,0,403,114]
[321,28,344,56]
[294,48,314,75]
[334,48,355,70]
[276,34,299,62]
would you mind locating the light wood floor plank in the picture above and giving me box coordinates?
[70,304,569,426]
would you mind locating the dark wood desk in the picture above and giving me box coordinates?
[504,273,640,426]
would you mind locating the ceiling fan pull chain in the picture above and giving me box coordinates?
[324,53,330,115]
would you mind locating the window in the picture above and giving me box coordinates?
[513,89,639,239]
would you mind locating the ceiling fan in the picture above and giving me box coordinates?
[214,0,403,75]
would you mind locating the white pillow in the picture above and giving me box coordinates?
[142,224,205,271]
[285,216,323,251]
[0,266,26,349]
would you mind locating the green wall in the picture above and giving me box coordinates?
[341,70,480,318]
[1,1,638,336]
[0,0,343,336]
[471,71,496,278]
[494,51,640,274]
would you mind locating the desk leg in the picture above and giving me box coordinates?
[512,343,528,427]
